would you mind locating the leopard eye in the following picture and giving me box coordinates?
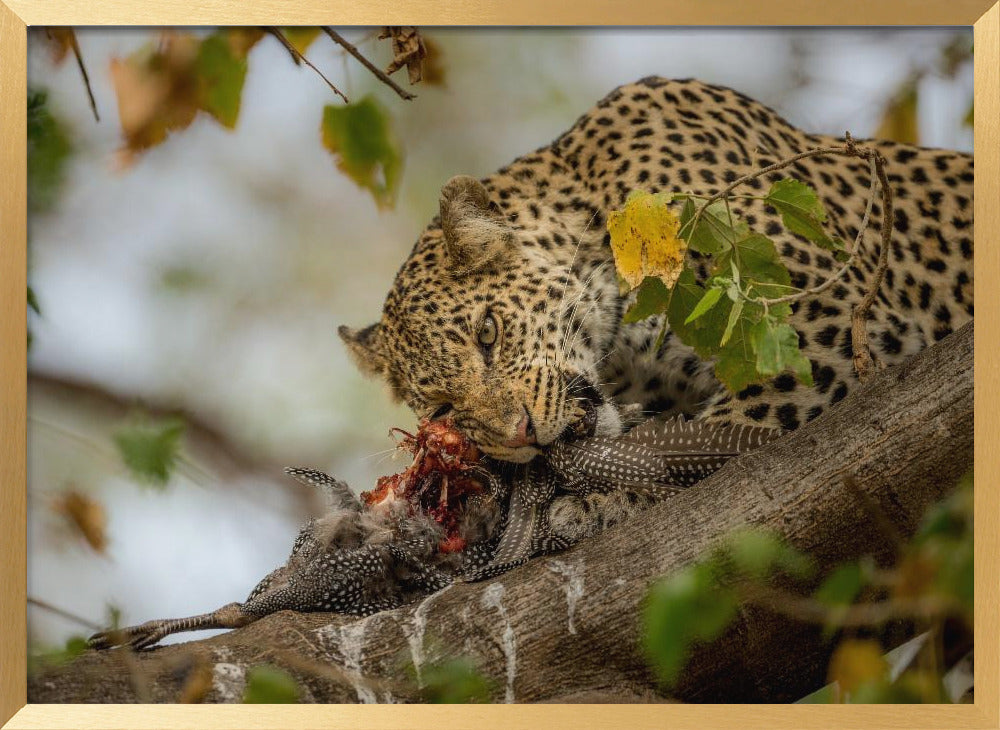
[477,314,499,349]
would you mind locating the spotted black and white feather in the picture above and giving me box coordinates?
[285,467,362,511]
[547,416,782,490]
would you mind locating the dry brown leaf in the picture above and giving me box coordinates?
[54,490,108,554]
[380,26,426,85]
[42,27,78,64]
[111,32,202,164]
[421,37,446,87]
[226,28,265,59]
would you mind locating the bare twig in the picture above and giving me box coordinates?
[851,146,893,382]
[266,27,349,103]
[321,27,416,101]
[742,583,961,628]
[45,28,99,121]
[28,596,102,632]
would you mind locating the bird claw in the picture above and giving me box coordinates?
[88,620,170,651]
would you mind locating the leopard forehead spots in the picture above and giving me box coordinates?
[344,77,972,451]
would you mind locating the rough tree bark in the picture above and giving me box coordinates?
[27,322,974,704]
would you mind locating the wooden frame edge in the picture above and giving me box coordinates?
[0,1,27,728]
[2,0,998,27]
[1,2,997,729]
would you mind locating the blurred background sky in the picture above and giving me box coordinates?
[25,27,973,650]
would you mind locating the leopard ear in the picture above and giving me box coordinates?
[338,323,386,378]
[439,175,514,274]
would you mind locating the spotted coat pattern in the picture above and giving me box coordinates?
[341,77,973,458]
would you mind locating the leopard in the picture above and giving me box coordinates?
[338,77,973,541]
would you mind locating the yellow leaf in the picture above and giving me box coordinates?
[282,27,321,56]
[607,191,687,292]
[876,83,919,145]
[828,639,888,694]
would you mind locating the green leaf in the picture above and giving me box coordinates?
[419,658,493,703]
[321,96,403,209]
[643,562,738,686]
[765,179,844,253]
[28,286,41,315]
[281,27,321,55]
[684,286,724,325]
[243,665,300,703]
[722,233,792,296]
[113,419,185,488]
[678,199,746,255]
[28,635,89,674]
[720,298,742,347]
[667,269,765,393]
[195,32,248,129]
[815,562,865,607]
[721,528,814,580]
[623,276,671,323]
[27,89,73,213]
[710,299,767,393]
[963,103,973,128]
[750,319,814,386]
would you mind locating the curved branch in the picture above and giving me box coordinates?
[27,323,973,703]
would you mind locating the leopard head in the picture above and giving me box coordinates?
[340,175,621,463]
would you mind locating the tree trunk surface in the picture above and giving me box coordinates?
[27,322,974,704]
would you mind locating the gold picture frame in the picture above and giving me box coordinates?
[2,2,997,727]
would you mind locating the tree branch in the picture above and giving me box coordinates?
[27,322,973,703]
[265,27,349,104]
[321,27,416,101]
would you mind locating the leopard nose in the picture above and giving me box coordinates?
[503,409,536,447]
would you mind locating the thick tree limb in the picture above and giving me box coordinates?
[27,322,973,703]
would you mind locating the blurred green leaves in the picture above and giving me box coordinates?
[814,562,865,608]
[643,528,814,686]
[418,657,493,703]
[641,473,974,701]
[113,417,185,487]
[28,635,89,675]
[194,31,249,129]
[27,89,73,214]
[643,561,737,685]
[243,665,300,703]
[321,96,403,210]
